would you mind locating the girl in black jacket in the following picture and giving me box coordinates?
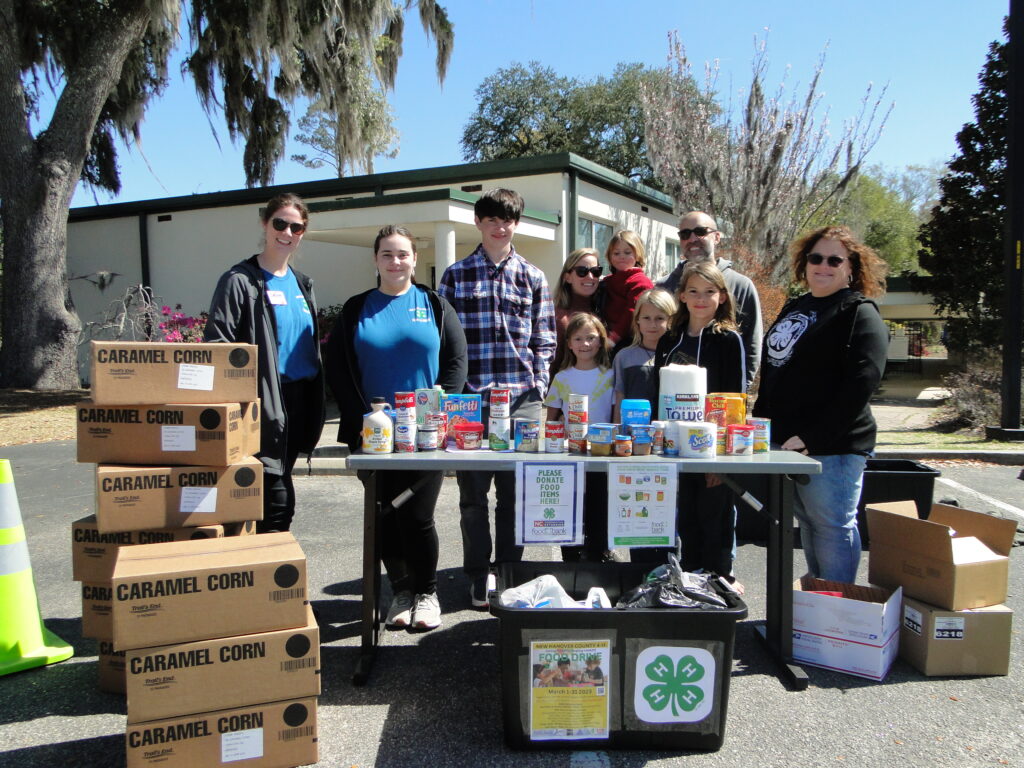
[325,225,467,631]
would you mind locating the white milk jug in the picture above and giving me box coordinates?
[362,398,394,454]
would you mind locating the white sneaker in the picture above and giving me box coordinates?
[412,592,442,630]
[385,591,414,628]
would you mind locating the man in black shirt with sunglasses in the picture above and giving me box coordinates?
[657,210,762,389]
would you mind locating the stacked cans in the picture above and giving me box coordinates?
[393,392,418,452]
[489,388,512,451]
[566,394,588,454]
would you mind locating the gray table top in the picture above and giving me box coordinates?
[347,448,821,475]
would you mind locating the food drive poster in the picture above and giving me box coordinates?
[530,640,611,741]
[607,463,677,548]
[515,462,584,546]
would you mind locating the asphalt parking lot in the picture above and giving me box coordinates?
[1,441,1022,768]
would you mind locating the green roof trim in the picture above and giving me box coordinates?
[68,152,673,221]
[306,188,560,225]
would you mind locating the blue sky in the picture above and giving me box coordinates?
[70,0,1008,208]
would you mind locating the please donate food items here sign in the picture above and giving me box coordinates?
[514,463,584,546]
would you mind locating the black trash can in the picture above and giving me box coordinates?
[858,458,940,548]
[490,561,746,752]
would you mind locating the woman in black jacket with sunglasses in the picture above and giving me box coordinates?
[204,193,325,533]
[753,225,888,584]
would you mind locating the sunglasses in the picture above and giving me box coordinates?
[571,266,603,278]
[678,226,717,240]
[272,217,307,235]
[807,253,847,268]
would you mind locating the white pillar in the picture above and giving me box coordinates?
[435,222,457,272]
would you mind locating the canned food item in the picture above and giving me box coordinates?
[514,419,540,452]
[454,422,484,450]
[705,393,746,427]
[663,421,680,457]
[587,423,617,444]
[544,420,565,453]
[567,422,588,455]
[726,424,755,456]
[614,434,633,457]
[748,417,771,453]
[488,417,511,451]
[394,391,417,423]
[590,440,613,457]
[632,435,652,456]
[716,426,727,456]
[681,422,715,458]
[416,424,438,451]
[426,411,448,448]
[489,388,512,419]
[394,421,417,452]
[567,393,589,424]
[415,387,443,425]
[651,421,667,454]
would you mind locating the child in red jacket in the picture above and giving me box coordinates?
[599,230,654,345]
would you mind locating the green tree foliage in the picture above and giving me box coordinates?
[914,25,1007,356]
[0,0,452,389]
[461,61,673,187]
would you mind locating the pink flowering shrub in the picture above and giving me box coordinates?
[159,304,208,343]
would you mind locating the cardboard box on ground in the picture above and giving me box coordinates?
[899,595,1011,676]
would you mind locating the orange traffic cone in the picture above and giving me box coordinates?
[0,458,74,676]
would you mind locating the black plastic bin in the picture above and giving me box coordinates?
[733,459,940,549]
[489,561,747,752]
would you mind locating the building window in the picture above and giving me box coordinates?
[664,240,681,274]
[577,216,613,265]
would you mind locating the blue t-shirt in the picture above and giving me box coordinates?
[262,268,318,383]
[356,288,440,401]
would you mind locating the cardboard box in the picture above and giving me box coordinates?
[98,639,126,695]
[125,696,318,768]
[76,401,260,466]
[94,458,263,533]
[125,606,320,723]
[899,595,1012,676]
[90,341,257,405]
[72,516,225,582]
[792,576,902,681]
[867,501,1015,610]
[225,519,258,537]
[110,532,307,651]
[81,580,113,639]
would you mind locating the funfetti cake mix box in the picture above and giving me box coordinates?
[442,394,482,445]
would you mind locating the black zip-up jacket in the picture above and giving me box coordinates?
[752,289,888,455]
[654,325,747,394]
[324,285,468,450]
[204,255,326,473]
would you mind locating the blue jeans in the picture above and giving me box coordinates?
[793,454,866,583]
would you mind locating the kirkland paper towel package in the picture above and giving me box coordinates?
[658,363,707,421]
[90,341,257,405]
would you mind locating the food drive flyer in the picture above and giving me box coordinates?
[514,462,584,546]
[530,640,611,741]
[607,463,677,548]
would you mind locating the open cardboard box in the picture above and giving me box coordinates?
[867,501,1015,610]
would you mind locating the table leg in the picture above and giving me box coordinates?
[754,473,809,690]
[353,469,383,685]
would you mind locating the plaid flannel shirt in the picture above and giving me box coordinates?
[437,245,556,402]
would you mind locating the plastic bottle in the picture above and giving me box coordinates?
[362,397,394,454]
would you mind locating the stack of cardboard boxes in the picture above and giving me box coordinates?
[867,501,1015,677]
[790,500,1015,681]
[73,341,320,767]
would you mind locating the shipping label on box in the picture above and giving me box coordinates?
[93,458,262,533]
[867,501,1015,610]
[98,639,126,695]
[125,696,317,768]
[125,606,320,723]
[899,595,1012,676]
[72,516,225,582]
[111,532,307,651]
[76,401,260,466]
[90,341,257,405]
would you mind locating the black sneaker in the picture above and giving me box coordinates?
[470,576,489,609]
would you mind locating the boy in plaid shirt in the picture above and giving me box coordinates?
[438,189,556,607]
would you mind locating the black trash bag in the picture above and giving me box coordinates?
[616,553,729,609]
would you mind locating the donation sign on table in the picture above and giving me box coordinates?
[607,463,677,548]
[529,640,611,741]
[515,462,584,546]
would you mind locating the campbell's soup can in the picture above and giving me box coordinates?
[748,417,771,453]
[544,420,565,453]
[567,421,588,454]
[726,424,755,456]
[567,394,589,424]
[394,391,416,423]
[394,421,417,452]
[489,417,511,451]
[514,419,540,452]
[426,411,448,448]
[489,388,512,419]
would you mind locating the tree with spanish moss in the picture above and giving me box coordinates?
[641,33,891,283]
[0,0,452,389]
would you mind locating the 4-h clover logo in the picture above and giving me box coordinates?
[633,647,716,724]
[543,508,556,519]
